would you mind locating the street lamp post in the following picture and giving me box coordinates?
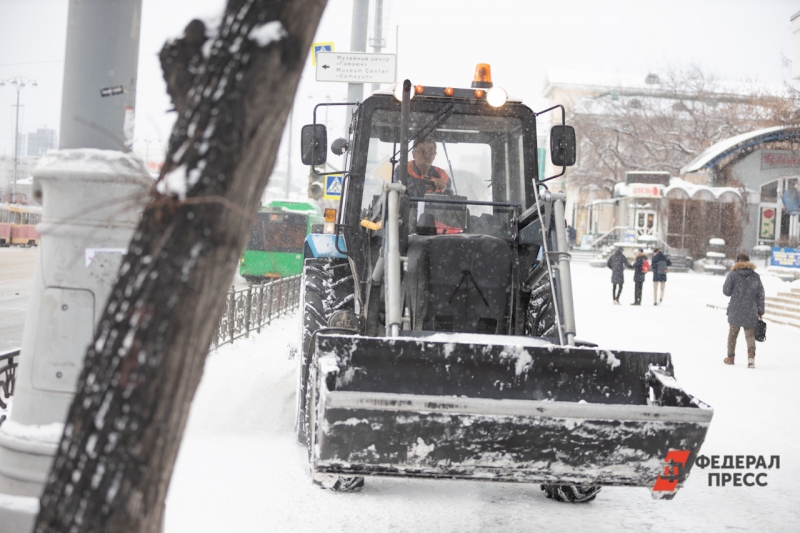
[0,77,37,203]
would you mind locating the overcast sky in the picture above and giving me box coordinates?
[1,0,798,166]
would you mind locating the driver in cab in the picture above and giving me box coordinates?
[400,140,453,197]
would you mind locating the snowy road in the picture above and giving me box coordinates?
[0,248,36,352]
[166,264,800,533]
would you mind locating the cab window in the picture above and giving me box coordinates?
[362,106,529,238]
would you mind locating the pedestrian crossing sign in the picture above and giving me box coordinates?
[325,174,343,199]
[311,42,334,66]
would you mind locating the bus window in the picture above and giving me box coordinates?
[247,212,307,253]
[1,210,7,223]
[11,212,20,224]
[22,213,29,225]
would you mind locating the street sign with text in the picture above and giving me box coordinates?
[100,86,124,97]
[316,52,397,84]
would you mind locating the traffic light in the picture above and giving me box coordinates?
[308,169,323,200]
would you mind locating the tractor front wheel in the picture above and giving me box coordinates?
[541,485,601,503]
[296,258,363,493]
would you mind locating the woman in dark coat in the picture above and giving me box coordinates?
[651,248,672,305]
[723,252,765,368]
[606,248,631,304]
[630,249,648,305]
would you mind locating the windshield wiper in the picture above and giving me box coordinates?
[413,102,456,145]
[441,140,458,195]
[390,102,457,162]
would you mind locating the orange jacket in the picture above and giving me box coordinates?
[406,161,451,194]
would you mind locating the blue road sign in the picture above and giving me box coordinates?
[311,42,334,66]
[325,174,343,199]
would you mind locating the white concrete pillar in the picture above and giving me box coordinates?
[0,149,150,531]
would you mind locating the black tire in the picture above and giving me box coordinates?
[541,484,601,503]
[526,277,556,338]
[295,258,363,492]
[528,279,601,503]
[313,475,365,492]
[303,354,365,494]
[296,258,355,444]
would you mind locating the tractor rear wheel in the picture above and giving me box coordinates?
[526,277,556,338]
[313,474,365,493]
[528,278,602,503]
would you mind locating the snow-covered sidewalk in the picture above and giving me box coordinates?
[166,264,800,533]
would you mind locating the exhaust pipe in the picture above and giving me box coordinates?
[550,193,576,345]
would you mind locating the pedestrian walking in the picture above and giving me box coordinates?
[651,248,671,305]
[567,225,577,249]
[630,249,649,305]
[606,248,631,305]
[723,252,765,369]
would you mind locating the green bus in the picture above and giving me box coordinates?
[240,200,322,282]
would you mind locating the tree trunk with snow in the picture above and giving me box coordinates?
[34,1,327,531]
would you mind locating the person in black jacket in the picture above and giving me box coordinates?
[630,249,648,305]
[606,248,631,305]
[651,248,672,305]
[723,252,765,368]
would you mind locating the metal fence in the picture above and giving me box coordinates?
[213,275,302,348]
[0,348,19,423]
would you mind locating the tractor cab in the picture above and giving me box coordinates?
[301,64,573,333]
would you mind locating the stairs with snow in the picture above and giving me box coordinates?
[569,249,600,263]
[764,287,800,330]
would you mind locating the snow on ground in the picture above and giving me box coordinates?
[166,264,800,533]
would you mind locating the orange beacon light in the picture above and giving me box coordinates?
[472,63,493,88]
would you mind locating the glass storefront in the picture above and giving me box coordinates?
[760,177,800,246]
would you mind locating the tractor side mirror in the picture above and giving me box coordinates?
[301,124,328,166]
[550,125,576,167]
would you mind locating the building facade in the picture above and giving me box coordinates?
[26,128,57,157]
[541,69,786,251]
[681,126,800,252]
[0,156,39,203]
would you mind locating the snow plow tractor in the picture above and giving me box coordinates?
[295,65,713,502]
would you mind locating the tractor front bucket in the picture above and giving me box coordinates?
[308,333,713,498]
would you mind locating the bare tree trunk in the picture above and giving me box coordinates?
[34,1,327,531]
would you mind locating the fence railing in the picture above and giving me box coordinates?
[590,226,629,249]
[590,227,674,256]
[213,275,302,348]
[0,348,19,422]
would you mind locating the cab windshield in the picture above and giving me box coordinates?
[363,105,532,238]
